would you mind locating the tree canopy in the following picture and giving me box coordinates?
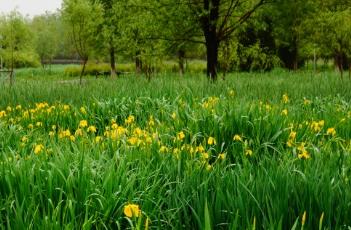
[1,0,351,79]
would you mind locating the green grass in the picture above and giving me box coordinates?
[0,68,350,229]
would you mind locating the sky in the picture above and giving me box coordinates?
[0,0,62,17]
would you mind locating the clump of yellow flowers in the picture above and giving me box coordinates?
[233,134,242,142]
[79,120,88,128]
[326,127,336,136]
[310,120,324,132]
[124,204,141,218]
[207,137,216,145]
[297,143,310,160]
[287,131,297,147]
[282,94,289,104]
[34,144,45,155]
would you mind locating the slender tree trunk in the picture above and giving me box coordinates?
[9,70,13,86]
[10,46,14,86]
[178,49,185,76]
[349,63,351,80]
[313,49,317,74]
[135,50,142,74]
[110,45,116,77]
[335,53,344,80]
[80,59,88,85]
[292,38,298,71]
[339,57,343,80]
[334,55,338,72]
[222,39,230,80]
[339,64,343,79]
[49,59,52,74]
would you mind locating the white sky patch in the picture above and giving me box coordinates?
[0,0,62,17]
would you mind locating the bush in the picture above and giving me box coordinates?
[64,63,136,77]
[1,51,41,68]
[63,61,207,77]
[236,42,280,71]
[187,60,207,73]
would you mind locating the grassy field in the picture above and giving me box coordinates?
[0,68,351,229]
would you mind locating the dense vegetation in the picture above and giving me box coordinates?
[1,0,351,229]
[0,69,351,229]
[1,0,351,80]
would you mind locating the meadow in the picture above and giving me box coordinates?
[0,68,351,229]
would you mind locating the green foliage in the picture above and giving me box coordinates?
[1,0,351,75]
[63,61,207,76]
[8,51,41,68]
[236,42,280,71]
[31,13,61,64]
[0,70,351,228]
[269,0,316,69]
[304,2,351,70]
[0,11,39,68]
[64,63,110,76]
[62,0,103,62]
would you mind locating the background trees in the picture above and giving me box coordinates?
[95,0,121,76]
[310,0,351,78]
[31,13,61,68]
[1,0,351,79]
[0,11,38,84]
[62,0,102,82]
[154,0,268,80]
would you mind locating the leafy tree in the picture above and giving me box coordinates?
[148,0,204,76]
[307,0,351,78]
[31,13,61,68]
[115,0,161,76]
[167,0,268,80]
[270,0,315,70]
[62,0,103,83]
[92,0,121,77]
[0,11,38,84]
[223,11,278,73]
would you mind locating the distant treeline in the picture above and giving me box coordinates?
[0,0,350,80]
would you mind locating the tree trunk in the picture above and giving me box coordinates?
[49,59,52,74]
[9,70,14,86]
[340,64,343,80]
[313,49,317,74]
[335,53,344,80]
[10,47,14,86]
[292,37,298,71]
[278,38,300,70]
[205,35,219,81]
[110,45,116,77]
[201,0,220,81]
[178,49,185,76]
[222,39,230,80]
[80,59,88,85]
[135,50,142,74]
[349,63,351,80]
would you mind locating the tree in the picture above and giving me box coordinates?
[115,0,162,76]
[270,0,315,70]
[0,11,37,85]
[303,0,351,78]
[62,0,102,84]
[92,0,121,77]
[31,12,61,68]
[227,11,278,72]
[165,0,267,80]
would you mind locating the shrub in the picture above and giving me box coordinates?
[64,63,136,76]
[1,51,41,68]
